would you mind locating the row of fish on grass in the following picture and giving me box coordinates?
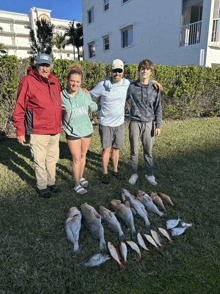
[83,229,173,268]
[65,188,178,266]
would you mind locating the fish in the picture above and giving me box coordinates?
[150,230,166,250]
[65,207,82,256]
[158,227,174,243]
[99,205,126,242]
[108,242,125,268]
[144,234,160,251]
[181,221,193,228]
[80,203,107,251]
[126,240,143,261]
[121,189,151,231]
[149,191,166,211]
[166,217,182,229]
[137,233,153,253]
[110,199,136,238]
[158,192,175,206]
[136,190,167,217]
[81,253,110,267]
[120,241,130,266]
[171,227,187,236]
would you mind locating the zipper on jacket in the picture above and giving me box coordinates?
[48,80,59,105]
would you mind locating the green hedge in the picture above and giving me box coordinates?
[1,55,220,133]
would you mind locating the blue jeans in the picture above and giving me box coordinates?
[129,121,155,176]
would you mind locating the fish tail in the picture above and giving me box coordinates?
[169,240,174,244]
[119,263,125,268]
[74,249,80,257]
[124,261,131,266]
[160,245,166,250]
[138,256,143,261]
[119,234,126,242]
[100,241,107,252]
[156,247,160,251]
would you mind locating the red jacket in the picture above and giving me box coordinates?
[13,66,62,136]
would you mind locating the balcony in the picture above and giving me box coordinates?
[211,18,220,42]
[180,21,202,47]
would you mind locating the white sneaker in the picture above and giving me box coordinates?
[129,174,138,185]
[145,175,157,186]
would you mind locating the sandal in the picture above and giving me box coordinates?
[79,178,89,188]
[74,185,87,194]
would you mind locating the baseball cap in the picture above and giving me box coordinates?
[36,53,52,65]
[111,59,124,70]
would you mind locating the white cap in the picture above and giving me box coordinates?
[111,59,124,70]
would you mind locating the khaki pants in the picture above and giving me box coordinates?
[30,134,60,190]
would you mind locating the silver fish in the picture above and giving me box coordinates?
[65,207,82,256]
[181,221,193,228]
[120,241,130,266]
[80,203,107,251]
[108,242,125,268]
[110,199,136,238]
[126,240,143,261]
[144,234,160,251]
[150,230,166,250]
[166,217,182,229]
[171,227,187,236]
[121,189,151,231]
[158,227,174,243]
[99,205,126,242]
[137,233,153,253]
[81,253,110,267]
[136,190,167,217]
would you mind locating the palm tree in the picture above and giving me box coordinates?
[74,23,83,60]
[29,19,54,58]
[54,33,66,59]
[65,20,76,60]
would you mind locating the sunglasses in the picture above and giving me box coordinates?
[112,69,123,73]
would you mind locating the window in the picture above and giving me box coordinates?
[104,0,109,11]
[88,42,96,58]
[103,36,109,50]
[121,26,133,48]
[88,7,94,23]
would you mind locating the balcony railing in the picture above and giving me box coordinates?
[180,21,202,47]
[211,18,220,42]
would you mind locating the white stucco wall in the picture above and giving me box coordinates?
[82,0,218,66]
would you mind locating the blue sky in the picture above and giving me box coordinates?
[1,0,82,22]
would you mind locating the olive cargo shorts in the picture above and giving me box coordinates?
[30,134,60,190]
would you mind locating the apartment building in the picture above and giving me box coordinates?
[0,7,79,60]
[82,0,220,66]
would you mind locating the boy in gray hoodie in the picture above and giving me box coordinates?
[127,58,162,186]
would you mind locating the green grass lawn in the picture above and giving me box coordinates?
[0,117,220,294]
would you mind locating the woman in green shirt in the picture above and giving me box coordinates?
[62,64,98,194]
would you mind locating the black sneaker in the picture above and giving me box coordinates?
[112,171,124,181]
[101,174,110,184]
[37,188,52,198]
[48,185,61,193]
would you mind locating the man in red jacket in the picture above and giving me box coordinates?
[13,53,62,198]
